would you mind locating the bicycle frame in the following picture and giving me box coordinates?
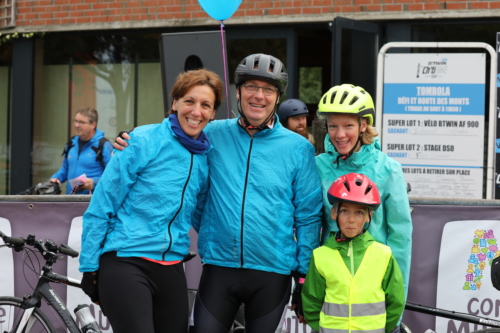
[13,263,83,333]
[406,301,500,329]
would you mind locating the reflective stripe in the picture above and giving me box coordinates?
[352,329,385,333]
[322,302,348,317]
[321,301,386,317]
[352,301,386,316]
[320,328,347,333]
[319,328,385,333]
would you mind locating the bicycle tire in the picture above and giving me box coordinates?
[0,296,56,333]
[472,330,500,333]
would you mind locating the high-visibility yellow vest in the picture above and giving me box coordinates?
[314,242,392,333]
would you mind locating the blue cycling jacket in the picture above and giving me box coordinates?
[79,118,210,272]
[315,135,412,297]
[193,117,323,275]
[51,128,113,194]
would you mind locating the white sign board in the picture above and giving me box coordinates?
[382,53,486,199]
[436,220,500,331]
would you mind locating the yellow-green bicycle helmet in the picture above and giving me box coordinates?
[318,84,375,126]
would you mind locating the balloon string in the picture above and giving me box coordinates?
[220,21,230,119]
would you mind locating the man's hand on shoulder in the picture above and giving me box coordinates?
[113,130,132,151]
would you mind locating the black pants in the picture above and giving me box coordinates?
[97,252,188,333]
[191,264,291,333]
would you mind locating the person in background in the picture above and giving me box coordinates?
[277,98,315,145]
[79,69,223,333]
[50,107,112,194]
[302,173,405,333]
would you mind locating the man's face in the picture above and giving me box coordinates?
[237,79,279,126]
[287,115,308,135]
[74,113,96,141]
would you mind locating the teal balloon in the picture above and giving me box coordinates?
[198,0,242,21]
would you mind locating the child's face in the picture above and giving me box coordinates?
[332,202,371,238]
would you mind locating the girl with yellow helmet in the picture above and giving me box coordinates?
[315,84,412,303]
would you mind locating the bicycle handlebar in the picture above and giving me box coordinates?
[60,244,79,257]
[0,230,24,246]
[0,230,79,258]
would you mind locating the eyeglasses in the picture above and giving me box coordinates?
[241,84,278,96]
[73,120,90,125]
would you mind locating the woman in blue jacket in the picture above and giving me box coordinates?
[79,69,223,333]
[315,84,412,301]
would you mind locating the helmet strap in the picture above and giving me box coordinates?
[334,131,364,165]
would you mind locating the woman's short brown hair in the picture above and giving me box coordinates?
[169,69,224,114]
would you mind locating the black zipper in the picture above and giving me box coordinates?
[162,153,194,260]
[240,136,254,267]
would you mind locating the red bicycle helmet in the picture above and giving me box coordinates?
[327,173,381,211]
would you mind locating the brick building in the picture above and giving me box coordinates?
[0,0,497,194]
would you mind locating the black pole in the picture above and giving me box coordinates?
[10,38,35,194]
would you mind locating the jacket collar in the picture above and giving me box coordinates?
[74,128,105,144]
[323,135,381,168]
[325,230,375,251]
[236,114,281,137]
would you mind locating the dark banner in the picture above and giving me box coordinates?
[1,198,500,332]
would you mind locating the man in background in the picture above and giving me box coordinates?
[277,98,315,145]
[50,107,112,194]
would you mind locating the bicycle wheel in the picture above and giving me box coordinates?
[0,296,56,333]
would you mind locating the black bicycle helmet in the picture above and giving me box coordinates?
[234,54,288,93]
[277,99,309,125]
[34,181,61,195]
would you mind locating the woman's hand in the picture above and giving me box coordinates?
[81,271,99,304]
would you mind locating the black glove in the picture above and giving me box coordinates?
[81,272,99,303]
[116,129,133,143]
[291,272,306,318]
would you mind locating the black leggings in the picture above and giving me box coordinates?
[97,252,188,333]
[191,265,291,333]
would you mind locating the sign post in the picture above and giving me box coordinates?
[495,34,500,199]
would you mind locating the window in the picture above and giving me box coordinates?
[32,33,163,185]
[0,0,15,28]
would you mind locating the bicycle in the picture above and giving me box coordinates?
[0,230,100,333]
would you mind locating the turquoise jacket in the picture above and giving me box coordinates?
[51,128,112,194]
[193,117,323,275]
[79,118,210,272]
[315,135,412,297]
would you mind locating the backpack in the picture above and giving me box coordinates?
[62,136,111,168]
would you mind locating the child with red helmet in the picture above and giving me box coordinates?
[302,173,405,333]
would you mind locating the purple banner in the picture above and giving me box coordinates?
[1,198,500,332]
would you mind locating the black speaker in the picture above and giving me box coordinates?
[159,31,232,120]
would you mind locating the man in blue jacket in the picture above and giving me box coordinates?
[115,54,322,332]
[50,107,112,194]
